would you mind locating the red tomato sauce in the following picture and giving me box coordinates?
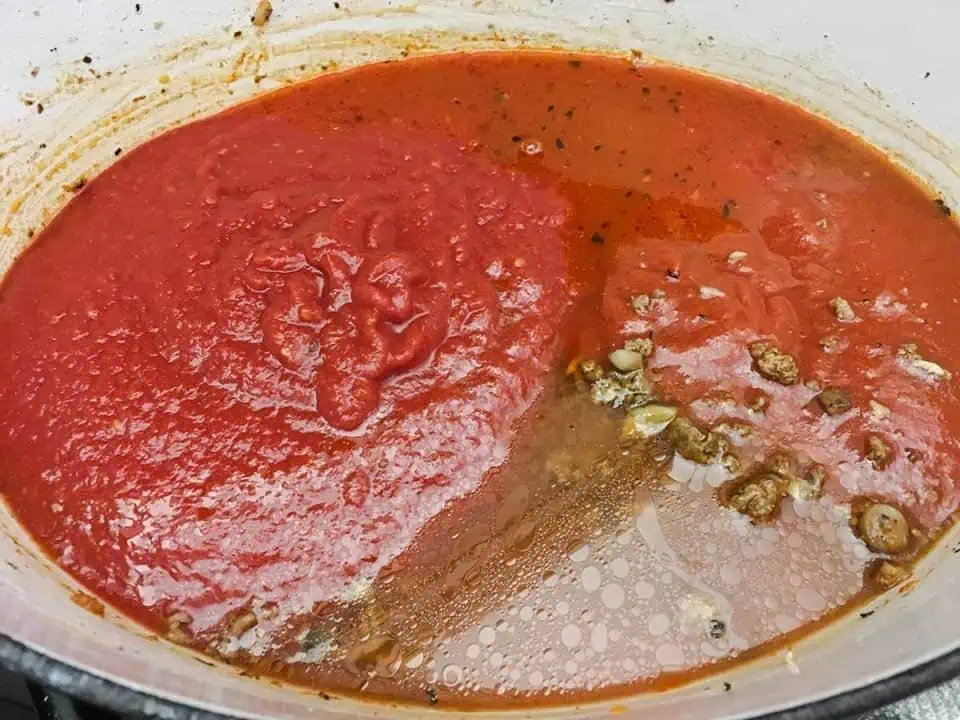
[1,51,959,705]
[0,116,572,630]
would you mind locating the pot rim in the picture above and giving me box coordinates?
[1,632,957,720]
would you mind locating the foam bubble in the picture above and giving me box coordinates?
[591,623,609,653]
[581,565,602,592]
[561,624,582,648]
[610,557,630,578]
[478,626,496,646]
[601,583,625,610]
[648,613,670,636]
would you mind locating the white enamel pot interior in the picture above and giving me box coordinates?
[1,1,959,718]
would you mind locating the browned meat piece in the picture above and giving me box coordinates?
[857,502,911,554]
[787,463,826,501]
[744,388,770,413]
[871,560,911,589]
[578,358,604,383]
[765,451,798,479]
[665,417,723,464]
[749,342,800,385]
[589,370,654,409]
[252,0,273,26]
[724,451,826,519]
[817,387,853,415]
[865,434,894,470]
[724,473,785,521]
[229,610,258,638]
[166,610,194,644]
[905,447,924,463]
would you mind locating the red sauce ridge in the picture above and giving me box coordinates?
[0,116,572,630]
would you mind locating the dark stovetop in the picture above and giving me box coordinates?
[2,666,957,720]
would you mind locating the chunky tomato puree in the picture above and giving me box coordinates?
[0,117,572,626]
[1,51,960,707]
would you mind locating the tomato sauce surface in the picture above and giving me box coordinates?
[1,51,959,707]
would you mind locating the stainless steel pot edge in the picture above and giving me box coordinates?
[2,632,959,720]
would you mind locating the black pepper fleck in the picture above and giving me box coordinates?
[114,148,123,156]
[334,1,341,6]
[708,619,726,639]
[135,3,141,12]
[425,687,439,705]
[568,59,582,69]
[233,30,243,38]
[555,138,565,150]
[593,143,602,151]
[564,108,575,119]
[924,71,931,79]
[935,198,952,216]
[511,135,522,143]
[860,610,875,619]
[722,682,732,692]
[36,103,44,114]
[590,232,606,245]
[82,55,92,64]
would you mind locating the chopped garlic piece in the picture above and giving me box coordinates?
[609,348,647,372]
[630,294,650,314]
[784,650,800,675]
[727,250,748,264]
[897,344,952,383]
[621,404,678,441]
[868,400,891,420]
[830,297,857,322]
[699,286,726,300]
